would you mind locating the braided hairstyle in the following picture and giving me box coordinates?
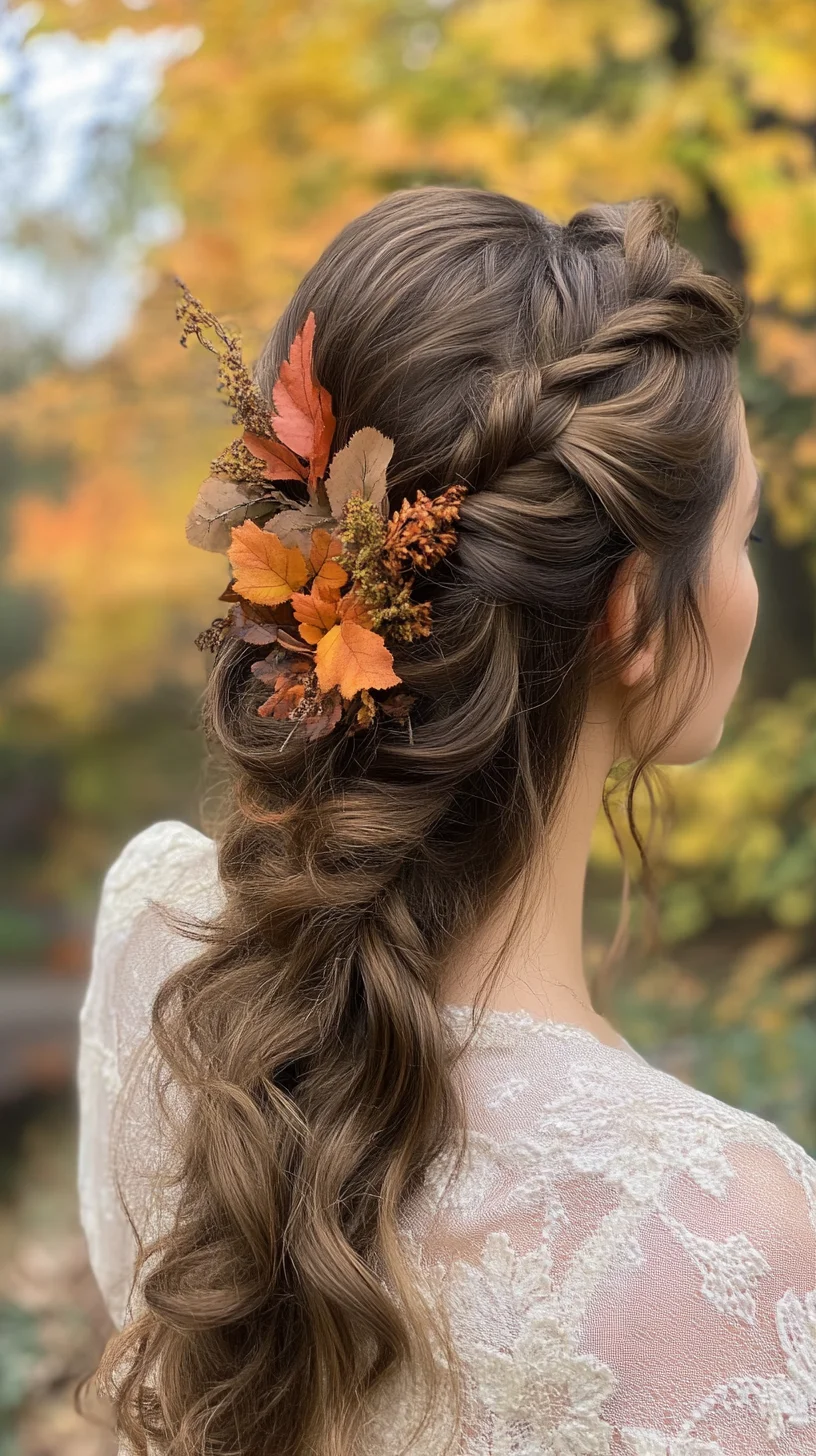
[96,188,746,1455]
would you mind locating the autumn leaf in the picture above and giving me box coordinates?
[185,476,269,554]
[309,527,348,590]
[292,580,341,644]
[271,312,336,489]
[252,652,313,687]
[252,652,313,719]
[276,626,315,654]
[259,681,307,719]
[228,520,309,604]
[271,502,336,555]
[226,600,279,645]
[315,619,401,700]
[325,427,393,520]
[251,655,285,688]
[379,690,417,721]
[243,429,307,484]
[303,690,344,740]
[336,589,375,628]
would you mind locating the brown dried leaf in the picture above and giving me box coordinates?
[186,477,270,554]
[254,651,315,719]
[269,503,336,555]
[379,690,417,721]
[258,681,307,719]
[252,651,314,689]
[303,691,344,741]
[325,427,393,520]
[276,626,315,654]
[226,602,279,645]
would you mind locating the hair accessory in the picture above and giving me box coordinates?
[175,280,467,743]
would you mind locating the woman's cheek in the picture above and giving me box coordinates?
[734,551,760,663]
[677,548,758,761]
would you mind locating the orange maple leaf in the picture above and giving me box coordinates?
[315,620,401,700]
[291,580,341,645]
[228,520,309,605]
[271,312,336,490]
[309,527,348,591]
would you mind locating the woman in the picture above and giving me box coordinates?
[78,187,816,1455]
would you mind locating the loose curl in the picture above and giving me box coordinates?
[87,188,747,1455]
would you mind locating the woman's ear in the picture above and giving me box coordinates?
[603,550,657,689]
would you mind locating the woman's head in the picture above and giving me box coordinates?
[95,188,749,1455]
[257,185,753,773]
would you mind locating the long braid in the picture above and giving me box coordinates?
[93,188,746,1456]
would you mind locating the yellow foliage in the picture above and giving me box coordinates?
[5,0,816,950]
[711,128,816,310]
[752,317,816,397]
[715,0,816,121]
[450,0,667,75]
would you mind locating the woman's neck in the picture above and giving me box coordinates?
[439,688,623,1050]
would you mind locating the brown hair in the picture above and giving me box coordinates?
[90,187,746,1454]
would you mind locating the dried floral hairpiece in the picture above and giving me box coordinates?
[175,279,467,744]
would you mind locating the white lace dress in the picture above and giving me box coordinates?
[78,820,816,1454]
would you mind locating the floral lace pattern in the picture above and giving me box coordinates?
[78,821,816,1452]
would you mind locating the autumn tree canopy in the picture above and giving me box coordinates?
[4,0,816,1133]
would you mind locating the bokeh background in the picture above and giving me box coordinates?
[2,0,816,1447]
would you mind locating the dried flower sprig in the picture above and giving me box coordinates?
[175,280,272,437]
[176,280,468,741]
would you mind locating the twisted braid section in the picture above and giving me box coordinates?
[448,363,543,488]
[454,209,744,586]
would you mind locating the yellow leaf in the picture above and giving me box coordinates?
[228,520,309,605]
[315,620,401,700]
[292,580,340,644]
[309,527,348,590]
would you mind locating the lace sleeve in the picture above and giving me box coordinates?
[586,1118,816,1451]
[378,1033,816,1455]
[77,819,219,1329]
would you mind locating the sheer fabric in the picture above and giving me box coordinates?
[78,820,816,1453]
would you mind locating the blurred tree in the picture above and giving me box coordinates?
[0,1,201,375]
[1,0,816,1134]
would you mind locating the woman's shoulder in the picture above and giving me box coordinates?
[100,821,217,896]
[79,819,219,1326]
[96,821,220,931]
[541,1027,816,1197]
[81,819,221,1037]
[439,1019,816,1244]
